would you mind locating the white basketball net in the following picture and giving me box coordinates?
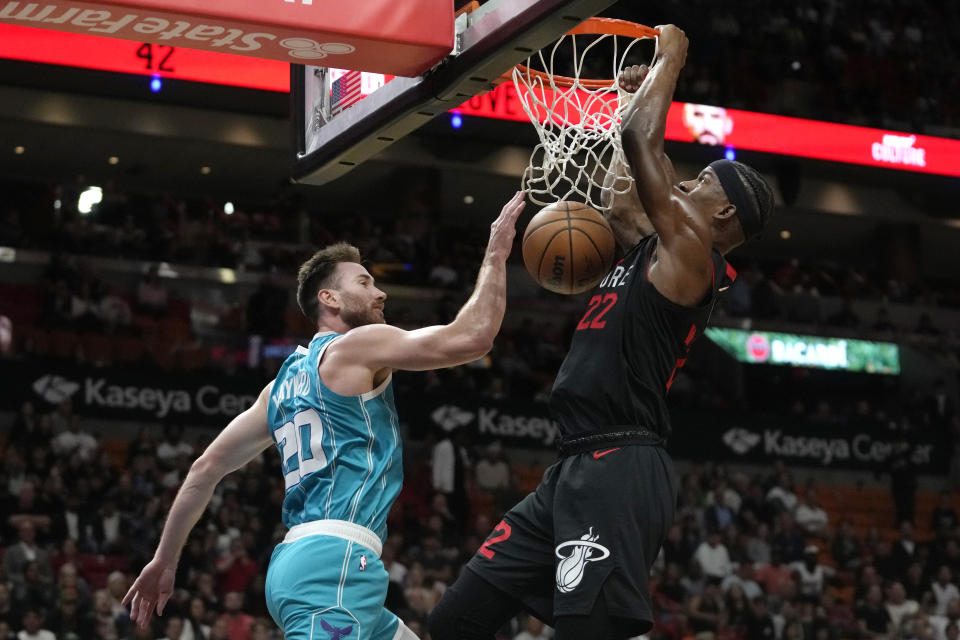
[514,30,652,212]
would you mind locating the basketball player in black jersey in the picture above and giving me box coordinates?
[429,25,774,640]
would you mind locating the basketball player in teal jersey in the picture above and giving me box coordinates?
[122,191,527,639]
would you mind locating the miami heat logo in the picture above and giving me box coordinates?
[555,527,611,593]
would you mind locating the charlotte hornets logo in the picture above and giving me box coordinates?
[555,527,611,593]
[320,619,353,640]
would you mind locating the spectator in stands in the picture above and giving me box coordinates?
[772,513,806,563]
[55,563,89,609]
[739,482,774,529]
[135,264,169,317]
[513,614,551,640]
[473,440,512,511]
[663,522,696,568]
[885,581,919,630]
[755,550,793,598]
[8,402,38,449]
[790,545,834,602]
[794,489,829,537]
[858,584,893,638]
[91,588,122,639]
[0,582,14,631]
[180,596,211,640]
[695,529,734,580]
[933,567,960,616]
[156,424,194,465]
[705,479,739,533]
[219,591,254,640]
[96,285,133,333]
[12,560,55,616]
[47,589,93,640]
[5,480,53,538]
[831,518,863,571]
[893,522,920,579]
[48,400,73,436]
[41,280,73,328]
[903,560,927,602]
[16,609,55,640]
[66,280,100,331]
[127,426,159,463]
[766,472,798,514]
[104,571,129,620]
[722,562,763,600]
[745,522,771,565]
[3,522,52,594]
[932,492,959,533]
[745,595,775,640]
[927,380,957,429]
[158,616,184,640]
[411,533,454,587]
[216,538,259,597]
[430,427,470,524]
[50,416,97,461]
[930,598,960,640]
[90,498,127,555]
[688,577,726,640]
[821,591,857,639]
[192,571,220,614]
[404,562,441,618]
[885,436,919,526]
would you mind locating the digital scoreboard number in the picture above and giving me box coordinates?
[0,23,290,91]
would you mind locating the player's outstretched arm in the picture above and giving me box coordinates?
[601,64,655,250]
[619,25,713,303]
[331,191,526,371]
[122,382,275,628]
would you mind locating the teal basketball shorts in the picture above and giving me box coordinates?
[265,520,415,640]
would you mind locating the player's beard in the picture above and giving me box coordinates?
[339,292,385,329]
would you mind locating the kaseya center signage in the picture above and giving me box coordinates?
[405,395,945,473]
[705,328,900,374]
[5,360,262,424]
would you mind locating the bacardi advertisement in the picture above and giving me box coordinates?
[705,328,900,374]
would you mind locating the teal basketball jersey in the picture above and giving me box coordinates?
[267,332,402,541]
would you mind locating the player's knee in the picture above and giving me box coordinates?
[427,593,491,640]
[426,599,458,640]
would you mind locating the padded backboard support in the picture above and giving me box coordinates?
[291,0,620,186]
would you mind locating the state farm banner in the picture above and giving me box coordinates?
[404,395,947,472]
[0,0,453,76]
[0,358,264,425]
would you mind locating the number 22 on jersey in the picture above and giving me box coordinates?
[274,408,327,490]
[576,293,618,331]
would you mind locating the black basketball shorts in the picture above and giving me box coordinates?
[466,444,677,633]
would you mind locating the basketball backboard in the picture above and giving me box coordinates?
[290,0,621,186]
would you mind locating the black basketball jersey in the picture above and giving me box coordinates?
[549,234,737,439]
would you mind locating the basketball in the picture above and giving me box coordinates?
[521,201,616,295]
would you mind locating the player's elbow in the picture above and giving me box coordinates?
[189,453,226,485]
[621,127,657,157]
[453,334,493,363]
[441,321,494,363]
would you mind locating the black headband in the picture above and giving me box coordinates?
[708,159,762,239]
